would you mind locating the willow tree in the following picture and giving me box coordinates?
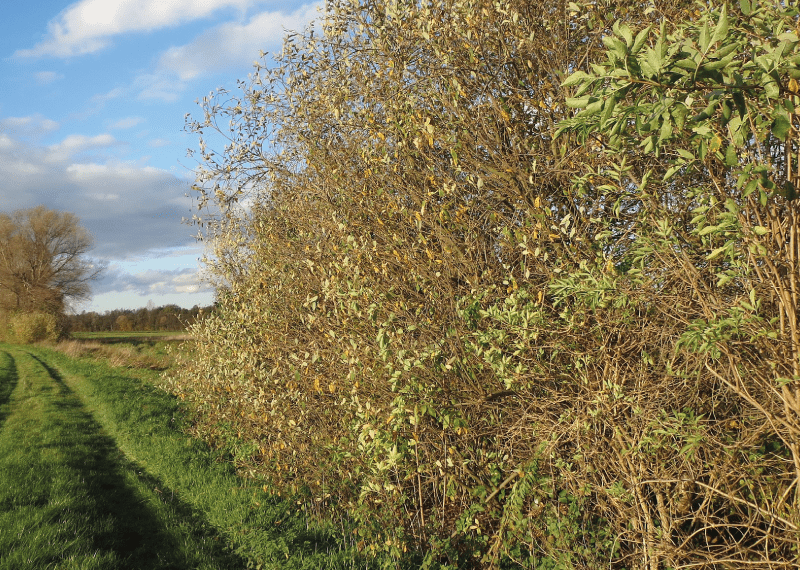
[0,206,99,315]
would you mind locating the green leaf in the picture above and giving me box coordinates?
[753,226,769,236]
[672,104,689,130]
[692,98,721,121]
[658,114,673,143]
[613,21,633,47]
[703,52,737,70]
[728,116,746,147]
[777,181,798,201]
[565,96,590,108]
[645,48,662,75]
[698,225,718,236]
[764,78,781,99]
[603,35,628,60]
[771,111,791,141]
[631,26,651,55]
[721,100,732,123]
[664,164,683,180]
[715,43,740,59]
[739,0,752,16]
[674,58,698,71]
[711,4,728,45]
[742,178,758,198]
[600,96,617,125]
[582,99,604,115]
[725,144,738,166]
[562,70,591,87]
[707,245,729,260]
[699,21,711,52]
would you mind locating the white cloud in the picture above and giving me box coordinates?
[15,0,260,58]
[48,133,119,162]
[35,71,64,84]
[109,116,144,129]
[92,87,125,104]
[134,73,184,102]
[0,128,209,310]
[136,2,320,101]
[0,130,194,259]
[0,134,15,150]
[65,161,162,181]
[0,114,60,136]
[93,265,213,298]
[157,3,320,81]
[149,138,171,147]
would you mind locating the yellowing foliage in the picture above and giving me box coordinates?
[169,1,800,568]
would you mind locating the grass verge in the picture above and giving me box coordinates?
[0,348,246,569]
[0,344,374,569]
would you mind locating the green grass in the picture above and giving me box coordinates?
[0,345,374,570]
[0,349,245,569]
[69,331,191,345]
[71,331,187,338]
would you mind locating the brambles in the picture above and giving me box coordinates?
[170,1,800,567]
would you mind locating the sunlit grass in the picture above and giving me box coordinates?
[0,345,376,569]
[0,349,245,569]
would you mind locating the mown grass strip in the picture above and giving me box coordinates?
[0,348,249,569]
[20,345,375,570]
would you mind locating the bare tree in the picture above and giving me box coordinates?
[0,206,101,314]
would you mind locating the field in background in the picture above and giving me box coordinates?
[70,330,192,342]
[58,331,191,370]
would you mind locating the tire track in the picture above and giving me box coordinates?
[0,349,246,569]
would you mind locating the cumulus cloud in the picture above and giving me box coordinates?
[47,133,119,162]
[15,0,261,59]
[34,71,64,84]
[137,2,320,101]
[0,128,196,260]
[109,116,144,129]
[94,265,213,297]
[0,114,60,137]
[157,3,320,81]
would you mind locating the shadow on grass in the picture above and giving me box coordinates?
[26,353,249,570]
[0,351,19,432]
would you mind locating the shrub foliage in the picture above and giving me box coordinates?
[169,1,800,567]
[0,311,64,344]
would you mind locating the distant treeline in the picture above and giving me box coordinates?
[66,304,216,333]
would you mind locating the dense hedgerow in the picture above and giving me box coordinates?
[167,1,800,568]
[0,311,65,344]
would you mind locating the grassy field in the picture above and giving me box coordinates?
[70,330,191,343]
[56,332,190,371]
[0,343,374,569]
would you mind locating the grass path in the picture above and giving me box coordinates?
[0,346,367,570]
[0,348,246,569]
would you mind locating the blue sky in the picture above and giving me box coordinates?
[1,0,319,312]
